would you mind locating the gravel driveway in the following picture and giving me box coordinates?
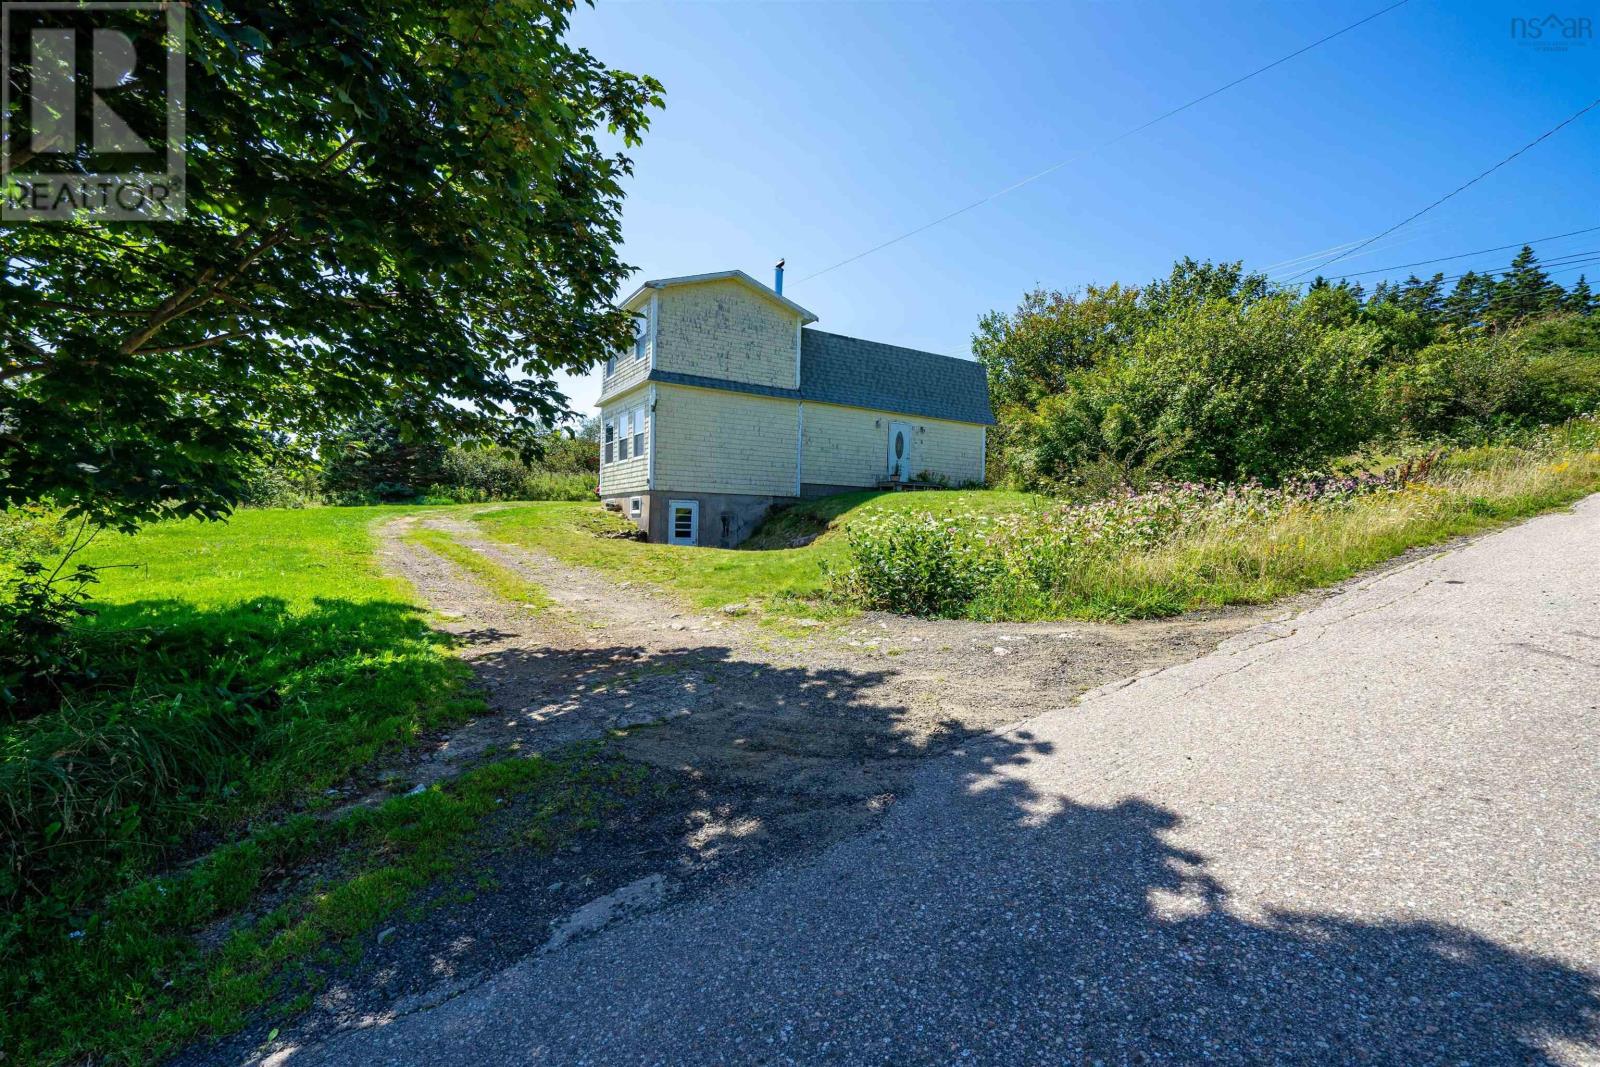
[263,497,1600,1066]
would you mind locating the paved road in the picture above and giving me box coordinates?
[282,498,1600,1066]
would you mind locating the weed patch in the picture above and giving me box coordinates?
[4,746,643,1065]
[826,419,1600,620]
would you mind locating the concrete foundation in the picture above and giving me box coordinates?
[801,481,874,499]
[603,491,796,548]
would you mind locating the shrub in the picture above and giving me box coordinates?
[824,445,1527,620]
[237,465,317,509]
[421,469,594,504]
[0,511,102,719]
[824,512,995,617]
[0,506,70,577]
[1009,295,1381,487]
[1382,330,1533,436]
[0,559,99,719]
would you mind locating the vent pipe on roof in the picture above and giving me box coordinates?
[774,258,785,295]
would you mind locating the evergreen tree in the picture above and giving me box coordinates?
[1442,272,1494,328]
[1397,273,1445,321]
[1489,246,1563,324]
[1566,275,1595,315]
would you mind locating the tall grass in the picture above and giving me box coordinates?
[827,417,1600,620]
[420,470,594,504]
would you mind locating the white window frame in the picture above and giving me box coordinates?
[603,420,615,464]
[667,500,699,546]
[629,496,642,518]
[618,410,631,461]
[605,352,616,378]
[633,313,649,360]
[632,405,646,456]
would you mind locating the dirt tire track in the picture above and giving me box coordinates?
[377,511,1290,800]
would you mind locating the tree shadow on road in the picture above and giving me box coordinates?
[168,631,1600,1065]
[846,733,1600,1064]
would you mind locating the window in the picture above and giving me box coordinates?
[605,352,615,377]
[633,314,649,361]
[633,406,647,455]
[629,496,642,518]
[618,411,631,461]
[668,500,699,545]
[603,421,614,464]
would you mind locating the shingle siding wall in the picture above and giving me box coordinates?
[598,304,652,404]
[653,384,798,497]
[598,387,651,495]
[655,280,798,391]
[911,413,987,485]
[802,402,985,488]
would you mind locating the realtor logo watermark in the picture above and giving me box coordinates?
[2,1,185,221]
[1511,12,1593,50]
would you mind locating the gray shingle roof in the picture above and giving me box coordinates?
[799,330,994,424]
[640,331,994,425]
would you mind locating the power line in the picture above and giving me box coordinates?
[1261,223,1445,273]
[1274,224,1600,284]
[1423,251,1600,288]
[1314,250,1600,294]
[1283,98,1600,282]
[794,0,1415,286]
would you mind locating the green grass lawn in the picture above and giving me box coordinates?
[469,425,1600,626]
[0,505,501,1064]
[470,489,1039,619]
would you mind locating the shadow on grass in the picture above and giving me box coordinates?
[4,594,471,914]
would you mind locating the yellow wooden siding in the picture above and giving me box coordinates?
[654,280,798,390]
[598,304,652,404]
[802,402,985,487]
[598,390,651,495]
[652,384,798,497]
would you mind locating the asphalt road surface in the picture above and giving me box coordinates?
[278,497,1600,1066]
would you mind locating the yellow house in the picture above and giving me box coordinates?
[597,268,993,547]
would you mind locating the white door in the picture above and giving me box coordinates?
[886,421,913,481]
[667,500,699,545]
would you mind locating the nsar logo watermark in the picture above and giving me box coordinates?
[2,1,185,222]
[1511,12,1593,50]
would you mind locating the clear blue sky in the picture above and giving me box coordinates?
[553,0,1599,414]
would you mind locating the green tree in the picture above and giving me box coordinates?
[1442,271,1495,329]
[1010,295,1379,486]
[1566,275,1595,315]
[972,283,1145,411]
[2,0,663,530]
[1396,273,1446,320]
[1488,246,1563,325]
[1139,257,1271,318]
[317,410,450,503]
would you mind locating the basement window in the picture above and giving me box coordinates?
[630,496,642,518]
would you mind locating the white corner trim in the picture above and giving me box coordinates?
[646,383,657,491]
[794,401,804,497]
[648,292,660,370]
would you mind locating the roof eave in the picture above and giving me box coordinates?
[618,269,819,324]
